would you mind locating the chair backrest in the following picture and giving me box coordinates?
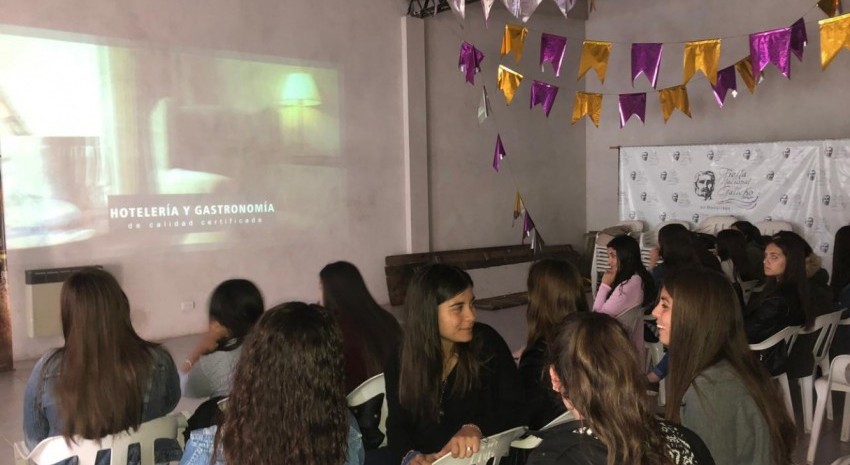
[616,305,644,339]
[346,373,388,448]
[511,411,576,450]
[749,326,799,351]
[616,220,645,233]
[755,220,793,237]
[22,414,181,465]
[432,426,527,465]
[789,310,843,367]
[695,215,738,236]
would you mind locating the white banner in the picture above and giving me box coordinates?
[619,139,850,275]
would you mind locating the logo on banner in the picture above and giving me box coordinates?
[660,170,680,185]
[823,194,831,206]
[659,212,667,221]
[809,170,817,181]
[692,213,700,223]
[766,170,775,181]
[640,151,660,166]
[806,217,814,228]
[706,150,715,161]
[694,171,715,200]
[713,168,759,209]
[783,148,791,158]
[671,150,692,164]
[826,147,834,158]
[820,242,830,253]
[743,149,752,161]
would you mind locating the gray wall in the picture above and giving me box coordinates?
[585,0,850,230]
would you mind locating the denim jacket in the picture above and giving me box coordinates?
[23,345,182,464]
[179,411,365,465]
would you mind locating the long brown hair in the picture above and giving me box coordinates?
[663,269,795,465]
[550,312,673,465]
[51,268,157,439]
[398,264,480,423]
[526,259,588,347]
[218,302,348,465]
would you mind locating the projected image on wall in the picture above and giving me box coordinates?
[0,28,343,251]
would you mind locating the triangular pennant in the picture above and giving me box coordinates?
[749,27,792,78]
[497,65,524,105]
[631,43,663,88]
[540,33,568,76]
[819,12,850,70]
[551,0,577,18]
[571,92,603,127]
[482,0,496,26]
[493,134,507,172]
[618,93,647,128]
[790,18,808,61]
[513,192,523,222]
[658,85,692,122]
[819,0,841,17]
[501,24,529,62]
[502,0,543,22]
[683,39,721,85]
[577,41,612,83]
[447,0,465,21]
[458,42,485,85]
[478,86,493,124]
[735,56,759,93]
[530,80,559,117]
[711,65,738,108]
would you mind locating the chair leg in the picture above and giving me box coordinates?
[778,374,795,425]
[842,393,850,442]
[828,391,834,421]
[809,381,830,464]
[801,376,814,433]
[658,378,666,407]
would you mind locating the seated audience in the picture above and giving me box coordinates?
[653,269,795,465]
[716,229,754,284]
[24,269,181,464]
[180,302,364,465]
[527,312,715,465]
[731,220,767,281]
[384,264,523,465]
[519,259,588,429]
[593,235,655,353]
[320,261,402,392]
[744,235,812,375]
[649,224,706,290]
[773,230,833,310]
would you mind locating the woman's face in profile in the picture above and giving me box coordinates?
[763,243,787,278]
[437,287,476,347]
[651,287,673,345]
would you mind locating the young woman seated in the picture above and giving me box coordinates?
[180,302,364,465]
[384,264,523,465]
[23,269,181,464]
[526,312,714,465]
[519,258,588,430]
[653,269,796,465]
[731,220,767,282]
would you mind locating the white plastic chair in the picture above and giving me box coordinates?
[616,305,645,356]
[431,426,527,465]
[755,220,793,237]
[808,355,850,464]
[749,326,799,424]
[13,413,186,465]
[510,410,576,449]
[694,215,738,235]
[830,456,850,465]
[739,280,761,305]
[346,373,388,447]
[787,310,843,432]
[824,314,850,424]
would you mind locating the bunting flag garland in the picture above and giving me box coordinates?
[631,43,663,88]
[497,65,524,104]
[819,0,841,17]
[493,134,507,172]
[530,80,559,117]
[683,39,721,85]
[735,56,759,93]
[571,91,603,127]
[819,13,850,70]
[482,0,496,25]
[658,85,692,122]
[552,0,577,18]
[458,42,485,85]
[790,18,808,61]
[618,93,646,128]
[577,40,612,83]
[502,0,543,22]
[513,192,523,221]
[711,65,738,108]
[447,0,465,20]
[478,86,493,124]
[501,24,529,62]
[749,27,792,78]
[540,33,568,76]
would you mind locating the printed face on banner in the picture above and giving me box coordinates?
[692,213,700,223]
[780,194,789,205]
[694,171,716,200]
[783,148,791,158]
[629,210,637,219]
[673,151,680,161]
[706,150,715,161]
[672,193,679,202]
[743,149,752,161]
[659,212,667,221]
[820,242,830,253]
[806,217,814,228]
[766,171,775,181]
[826,147,834,158]
[660,171,667,181]
[823,194,831,206]
[809,170,817,181]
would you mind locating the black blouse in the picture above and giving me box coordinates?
[384,322,524,460]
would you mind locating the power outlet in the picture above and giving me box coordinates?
[180,301,195,312]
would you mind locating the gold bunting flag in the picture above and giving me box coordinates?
[497,65,524,105]
[820,13,850,70]
[577,41,612,83]
[513,192,523,221]
[571,91,603,127]
[682,39,721,85]
[501,24,529,62]
[658,85,692,122]
[735,57,758,93]
[819,0,841,17]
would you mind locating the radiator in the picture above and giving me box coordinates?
[25,266,102,338]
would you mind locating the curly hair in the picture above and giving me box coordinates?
[217,302,348,465]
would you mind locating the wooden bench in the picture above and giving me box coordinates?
[384,244,580,310]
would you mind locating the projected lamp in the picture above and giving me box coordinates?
[281,72,321,153]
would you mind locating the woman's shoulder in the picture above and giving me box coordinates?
[529,421,605,465]
[657,421,716,465]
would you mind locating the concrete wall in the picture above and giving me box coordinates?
[585,0,850,230]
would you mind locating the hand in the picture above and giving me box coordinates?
[408,453,439,465]
[438,424,482,459]
[180,324,228,373]
[601,269,616,286]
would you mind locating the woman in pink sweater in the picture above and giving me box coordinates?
[594,235,656,353]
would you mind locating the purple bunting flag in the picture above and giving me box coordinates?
[530,80,559,117]
[459,42,485,85]
[618,93,647,128]
[482,0,496,26]
[530,229,544,255]
[493,134,506,172]
[522,211,535,241]
[631,43,663,88]
[711,65,738,108]
[552,0,577,18]
[749,27,792,78]
[540,33,567,76]
[790,18,808,61]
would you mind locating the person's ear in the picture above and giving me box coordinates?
[549,365,563,393]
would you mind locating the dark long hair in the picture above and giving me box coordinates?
[208,279,264,350]
[757,234,813,328]
[606,235,655,306]
[218,302,348,465]
[398,264,479,423]
[550,313,673,465]
[663,269,795,465]
[52,268,157,440]
[732,220,767,247]
[657,224,702,272]
[320,261,402,376]
[716,229,753,281]
[833,225,850,297]
[526,259,588,347]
